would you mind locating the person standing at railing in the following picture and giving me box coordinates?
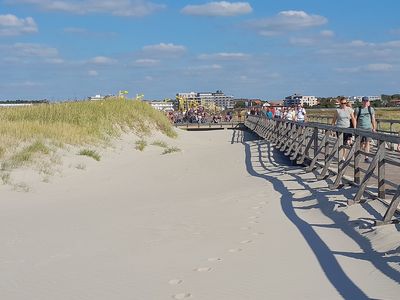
[332,97,356,161]
[295,103,307,123]
[354,96,377,163]
[285,106,295,121]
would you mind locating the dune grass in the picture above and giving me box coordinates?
[78,149,101,161]
[151,140,168,148]
[135,139,147,151]
[2,141,50,170]
[0,99,176,148]
[162,146,181,155]
[0,98,176,166]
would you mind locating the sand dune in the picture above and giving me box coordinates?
[0,128,399,299]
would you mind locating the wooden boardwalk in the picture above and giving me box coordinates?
[245,115,400,226]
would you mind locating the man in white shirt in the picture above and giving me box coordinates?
[295,104,306,122]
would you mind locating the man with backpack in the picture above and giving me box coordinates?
[354,96,377,163]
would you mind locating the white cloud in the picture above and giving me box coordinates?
[198,52,250,60]
[89,56,117,65]
[349,40,374,47]
[365,63,393,72]
[88,70,98,76]
[335,63,393,73]
[187,64,222,71]
[320,30,334,38]
[0,14,38,36]
[6,0,166,17]
[142,43,186,56]
[11,43,59,57]
[181,1,252,17]
[134,58,160,66]
[248,10,327,36]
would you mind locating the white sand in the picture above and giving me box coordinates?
[0,128,399,299]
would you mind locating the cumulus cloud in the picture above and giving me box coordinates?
[142,43,186,56]
[248,10,327,36]
[0,14,38,36]
[181,1,252,17]
[89,56,117,65]
[6,0,165,17]
[198,52,250,60]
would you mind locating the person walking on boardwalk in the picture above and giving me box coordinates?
[332,97,356,161]
[354,96,377,163]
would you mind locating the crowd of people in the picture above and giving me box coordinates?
[247,104,307,123]
[166,107,233,124]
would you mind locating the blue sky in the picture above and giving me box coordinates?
[1,0,399,101]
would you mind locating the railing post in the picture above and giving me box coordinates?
[390,122,394,150]
[313,127,318,159]
[324,130,330,165]
[378,139,386,199]
[354,134,361,184]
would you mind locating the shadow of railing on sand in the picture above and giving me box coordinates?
[231,129,400,299]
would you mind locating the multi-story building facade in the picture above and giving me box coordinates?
[176,90,234,109]
[149,101,174,111]
[284,94,318,107]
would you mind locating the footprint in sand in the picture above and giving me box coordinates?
[228,248,243,253]
[252,232,265,236]
[252,206,262,210]
[207,257,222,262]
[172,293,192,299]
[169,279,183,285]
[248,221,259,224]
[240,240,252,244]
[194,267,212,272]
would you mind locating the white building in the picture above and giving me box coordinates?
[176,90,235,109]
[347,96,381,103]
[284,94,318,107]
[88,94,105,101]
[149,101,174,111]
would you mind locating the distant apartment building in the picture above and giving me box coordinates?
[149,101,174,111]
[284,94,318,107]
[347,96,381,103]
[88,94,105,101]
[176,90,235,109]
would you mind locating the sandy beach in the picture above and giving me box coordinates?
[0,128,399,299]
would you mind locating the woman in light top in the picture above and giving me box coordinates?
[332,97,356,161]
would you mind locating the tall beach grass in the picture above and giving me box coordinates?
[0,99,176,168]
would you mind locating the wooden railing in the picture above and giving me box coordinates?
[245,115,400,226]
